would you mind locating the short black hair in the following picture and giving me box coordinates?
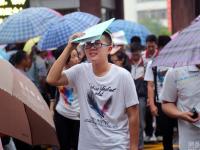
[52,44,66,59]
[101,31,112,45]
[146,34,157,44]
[130,43,144,53]
[131,36,141,44]
[9,51,27,66]
[158,35,171,48]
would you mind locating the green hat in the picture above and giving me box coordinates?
[72,18,115,43]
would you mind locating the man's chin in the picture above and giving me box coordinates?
[89,56,98,61]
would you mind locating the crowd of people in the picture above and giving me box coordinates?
[1,28,200,150]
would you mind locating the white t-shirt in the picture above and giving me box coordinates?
[160,66,200,150]
[64,63,139,150]
[142,50,157,67]
[131,59,145,80]
[144,61,170,103]
[56,86,80,120]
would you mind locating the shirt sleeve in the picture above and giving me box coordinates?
[160,69,177,103]
[123,71,139,108]
[144,61,154,81]
[63,64,82,87]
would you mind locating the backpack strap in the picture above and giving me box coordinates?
[152,66,159,102]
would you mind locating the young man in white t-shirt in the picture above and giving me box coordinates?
[47,31,139,150]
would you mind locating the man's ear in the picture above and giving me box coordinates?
[107,46,113,54]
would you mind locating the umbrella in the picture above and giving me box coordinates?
[0,59,59,146]
[23,36,40,55]
[170,31,179,40]
[0,7,62,44]
[108,19,150,44]
[0,49,9,60]
[38,12,100,50]
[152,15,200,67]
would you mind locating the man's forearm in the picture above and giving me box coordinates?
[127,105,139,150]
[162,102,181,118]
[147,81,155,105]
[47,45,73,84]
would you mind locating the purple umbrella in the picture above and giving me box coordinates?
[152,15,200,67]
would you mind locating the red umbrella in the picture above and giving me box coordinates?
[0,59,59,147]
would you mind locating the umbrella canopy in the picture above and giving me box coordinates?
[0,49,9,60]
[0,7,62,44]
[23,36,40,55]
[108,19,150,44]
[0,59,59,146]
[38,12,100,50]
[152,15,200,67]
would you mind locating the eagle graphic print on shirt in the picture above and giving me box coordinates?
[87,90,112,118]
[84,83,119,129]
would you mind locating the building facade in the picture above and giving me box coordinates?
[169,0,200,33]
[0,0,124,23]
[30,0,124,20]
[0,0,29,23]
[124,0,167,26]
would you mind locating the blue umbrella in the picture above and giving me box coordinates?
[38,12,100,50]
[0,7,62,44]
[0,49,9,60]
[108,19,150,44]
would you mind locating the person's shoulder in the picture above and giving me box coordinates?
[168,66,187,74]
[79,62,91,70]
[112,64,131,77]
[141,50,146,56]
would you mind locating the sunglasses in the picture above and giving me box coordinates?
[82,41,110,50]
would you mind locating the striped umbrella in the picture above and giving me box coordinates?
[0,7,62,44]
[152,15,200,67]
[38,12,100,50]
[108,19,150,44]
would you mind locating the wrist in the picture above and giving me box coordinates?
[177,111,183,119]
[65,45,74,52]
[149,101,155,107]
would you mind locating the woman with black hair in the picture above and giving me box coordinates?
[9,50,31,73]
[109,50,131,72]
[9,50,33,150]
[51,49,80,150]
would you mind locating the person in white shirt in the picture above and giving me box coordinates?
[142,35,158,142]
[52,49,80,150]
[161,65,200,150]
[47,31,139,150]
[130,43,147,150]
[142,35,159,67]
[144,36,177,150]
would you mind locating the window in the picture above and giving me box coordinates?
[138,9,167,20]
[137,0,165,2]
